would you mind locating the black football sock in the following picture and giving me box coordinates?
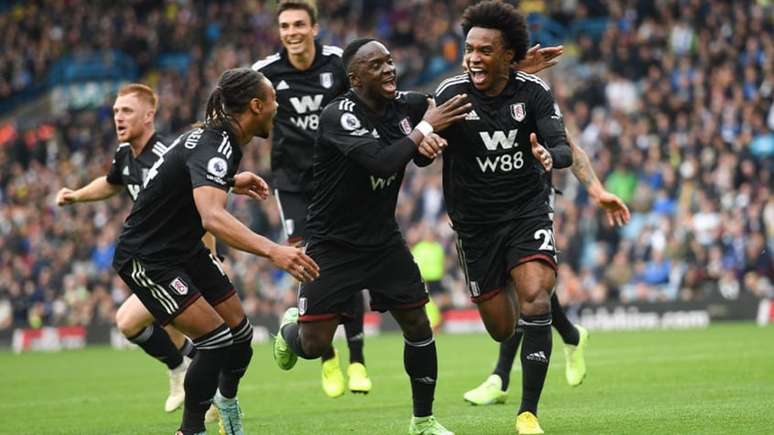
[551,292,579,346]
[218,317,254,399]
[519,313,552,415]
[344,292,366,364]
[320,345,336,361]
[180,324,232,434]
[404,334,437,418]
[179,337,197,359]
[127,323,184,370]
[492,326,523,391]
[281,323,314,359]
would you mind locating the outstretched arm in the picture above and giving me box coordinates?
[193,186,319,282]
[568,135,630,227]
[56,176,122,205]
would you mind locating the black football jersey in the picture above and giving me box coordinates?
[113,127,242,269]
[252,42,348,193]
[105,133,167,201]
[306,90,428,248]
[435,71,566,229]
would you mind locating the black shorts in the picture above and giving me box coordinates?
[116,247,235,326]
[298,240,428,322]
[274,189,309,244]
[455,214,557,303]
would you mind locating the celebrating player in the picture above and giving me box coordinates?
[433,2,573,433]
[459,44,631,405]
[272,38,470,435]
[463,133,631,406]
[112,68,319,435]
[251,0,371,398]
[56,83,200,413]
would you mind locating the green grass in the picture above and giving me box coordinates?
[1,322,773,434]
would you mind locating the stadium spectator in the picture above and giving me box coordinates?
[0,0,771,330]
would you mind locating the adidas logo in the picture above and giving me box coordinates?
[413,376,436,385]
[526,351,548,363]
[465,109,480,120]
[276,80,289,90]
[122,166,130,176]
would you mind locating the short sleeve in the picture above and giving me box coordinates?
[187,133,237,191]
[105,145,127,185]
[318,104,379,156]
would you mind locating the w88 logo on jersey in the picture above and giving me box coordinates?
[476,129,524,173]
[476,151,524,173]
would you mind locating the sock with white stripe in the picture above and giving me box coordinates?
[344,292,365,364]
[519,313,552,415]
[180,324,233,433]
[493,326,523,391]
[404,334,437,418]
[218,317,254,399]
[179,338,197,360]
[127,323,183,370]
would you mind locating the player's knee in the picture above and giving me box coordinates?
[400,313,432,342]
[519,287,551,316]
[487,322,515,342]
[115,305,141,337]
[301,338,330,359]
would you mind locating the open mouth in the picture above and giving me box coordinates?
[116,126,127,136]
[285,39,304,50]
[382,76,397,93]
[469,66,487,86]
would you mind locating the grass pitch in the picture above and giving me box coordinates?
[1,322,772,434]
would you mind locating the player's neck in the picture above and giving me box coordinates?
[288,44,316,71]
[483,73,511,97]
[129,128,155,157]
[352,88,388,115]
[230,115,254,146]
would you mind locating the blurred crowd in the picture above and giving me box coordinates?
[0,0,772,330]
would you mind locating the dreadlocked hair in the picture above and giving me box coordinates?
[204,68,268,134]
[461,0,530,63]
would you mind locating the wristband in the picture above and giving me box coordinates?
[415,120,434,137]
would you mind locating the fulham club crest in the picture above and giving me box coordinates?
[169,277,189,295]
[298,297,308,315]
[400,117,412,135]
[320,72,333,89]
[510,103,526,122]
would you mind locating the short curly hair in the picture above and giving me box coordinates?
[461,0,530,63]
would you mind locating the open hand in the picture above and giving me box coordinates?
[421,95,471,132]
[530,133,553,171]
[232,171,269,200]
[514,44,563,74]
[269,244,320,282]
[594,191,631,227]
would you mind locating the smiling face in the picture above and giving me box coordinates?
[113,93,154,143]
[349,41,397,101]
[278,8,318,57]
[464,26,514,95]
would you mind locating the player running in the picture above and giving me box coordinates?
[463,132,631,406]
[432,1,574,433]
[272,38,470,435]
[458,46,631,405]
[56,84,201,413]
[112,68,319,435]
[252,0,371,398]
